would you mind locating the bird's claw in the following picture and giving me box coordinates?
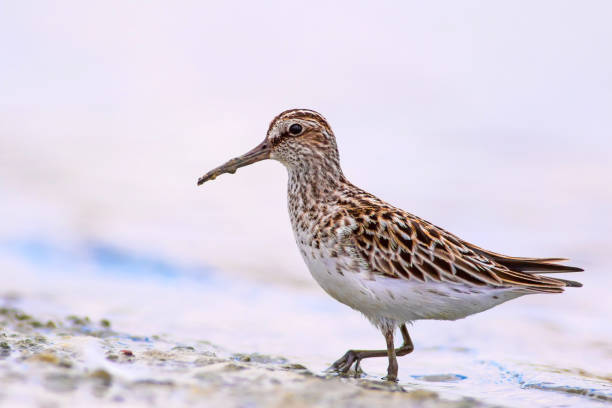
[326,350,364,377]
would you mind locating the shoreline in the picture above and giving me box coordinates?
[0,305,491,408]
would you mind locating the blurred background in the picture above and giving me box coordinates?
[0,1,612,284]
[0,1,611,406]
[2,0,611,283]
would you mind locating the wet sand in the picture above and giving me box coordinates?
[1,242,611,408]
[0,304,494,408]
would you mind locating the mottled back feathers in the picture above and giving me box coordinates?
[342,201,582,294]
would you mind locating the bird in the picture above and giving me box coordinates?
[197,109,583,382]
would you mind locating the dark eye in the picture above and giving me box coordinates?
[289,123,303,135]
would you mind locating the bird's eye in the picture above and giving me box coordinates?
[289,123,303,135]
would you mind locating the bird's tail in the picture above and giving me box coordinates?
[462,242,583,288]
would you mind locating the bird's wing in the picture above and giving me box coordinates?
[342,206,581,293]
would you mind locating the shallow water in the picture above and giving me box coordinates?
[0,238,610,407]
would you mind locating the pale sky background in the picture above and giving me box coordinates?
[1,1,611,286]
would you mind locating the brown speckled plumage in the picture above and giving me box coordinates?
[198,108,583,381]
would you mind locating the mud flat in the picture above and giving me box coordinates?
[0,305,495,408]
[1,242,610,408]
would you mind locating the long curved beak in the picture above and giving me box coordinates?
[197,139,271,186]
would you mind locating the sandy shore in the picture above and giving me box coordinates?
[0,241,610,408]
[0,305,497,408]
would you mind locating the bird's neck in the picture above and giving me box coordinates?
[287,159,348,215]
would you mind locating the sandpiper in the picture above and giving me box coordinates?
[197,109,583,381]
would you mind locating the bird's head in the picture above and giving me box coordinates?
[197,109,341,186]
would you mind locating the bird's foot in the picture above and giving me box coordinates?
[326,350,365,378]
[354,359,365,377]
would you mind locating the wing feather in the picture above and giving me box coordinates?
[344,207,582,292]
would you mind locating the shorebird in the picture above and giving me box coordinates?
[197,109,583,381]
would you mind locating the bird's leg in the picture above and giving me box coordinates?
[327,324,414,380]
[383,327,398,381]
[397,324,415,357]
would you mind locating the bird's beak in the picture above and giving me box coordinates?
[197,139,271,186]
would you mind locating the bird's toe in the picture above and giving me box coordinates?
[327,350,358,374]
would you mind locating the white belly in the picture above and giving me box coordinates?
[299,246,525,325]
